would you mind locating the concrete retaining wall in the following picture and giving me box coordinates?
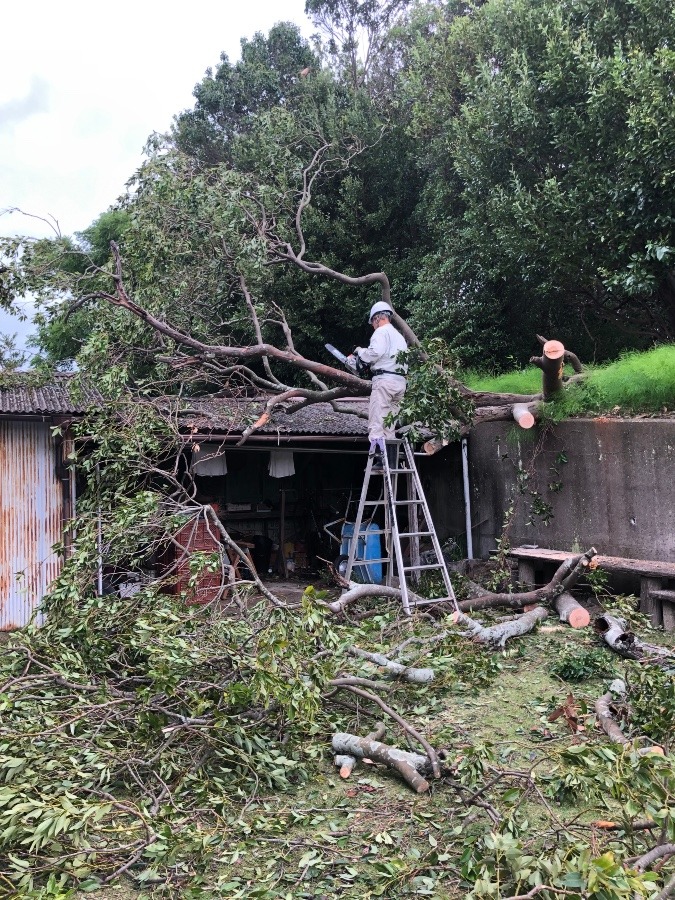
[464,418,675,563]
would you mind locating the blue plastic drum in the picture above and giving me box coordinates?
[340,521,383,584]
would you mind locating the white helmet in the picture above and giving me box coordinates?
[368,301,394,322]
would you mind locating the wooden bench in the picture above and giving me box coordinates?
[509,547,675,631]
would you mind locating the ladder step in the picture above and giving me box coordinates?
[403,563,442,572]
[392,499,424,506]
[363,500,385,506]
[398,531,432,538]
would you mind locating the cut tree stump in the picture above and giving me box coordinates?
[555,592,590,628]
[530,335,584,400]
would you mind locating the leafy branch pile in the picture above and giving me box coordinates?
[0,399,674,898]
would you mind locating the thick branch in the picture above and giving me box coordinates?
[332,732,431,793]
[347,645,435,683]
[453,606,549,648]
[104,242,370,391]
[458,549,597,612]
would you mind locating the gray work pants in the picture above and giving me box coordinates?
[368,374,407,441]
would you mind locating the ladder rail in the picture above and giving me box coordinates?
[343,437,458,614]
[402,441,458,610]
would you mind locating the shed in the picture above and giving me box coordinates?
[0,375,94,630]
[0,379,384,625]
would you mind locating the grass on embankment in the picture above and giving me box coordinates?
[464,344,675,416]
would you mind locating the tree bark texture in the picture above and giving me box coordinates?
[452,606,549,648]
[332,732,432,793]
[347,645,435,683]
[554,592,590,628]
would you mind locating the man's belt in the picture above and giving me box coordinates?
[371,368,406,378]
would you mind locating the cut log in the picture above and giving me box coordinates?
[555,592,590,628]
[335,722,385,778]
[512,403,536,429]
[347,645,435,683]
[594,614,675,666]
[452,606,548,648]
[332,732,432,793]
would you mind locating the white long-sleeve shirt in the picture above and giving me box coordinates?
[356,323,408,375]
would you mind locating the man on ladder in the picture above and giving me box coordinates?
[347,301,408,472]
[343,301,458,615]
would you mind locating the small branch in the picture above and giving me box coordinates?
[347,645,435,683]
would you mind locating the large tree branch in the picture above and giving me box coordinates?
[102,242,371,391]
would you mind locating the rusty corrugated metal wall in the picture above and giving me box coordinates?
[0,420,65,630]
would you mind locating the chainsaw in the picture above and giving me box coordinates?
[325,344,370,377]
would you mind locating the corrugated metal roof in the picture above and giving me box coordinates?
[0,374,100,415]
[180,397,369,436]
[0,376,369,436]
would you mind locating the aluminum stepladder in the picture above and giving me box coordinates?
[343,437,459,615]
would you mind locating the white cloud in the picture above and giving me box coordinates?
[0,0,312,240]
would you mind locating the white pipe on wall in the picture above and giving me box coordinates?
[461,437,474,559]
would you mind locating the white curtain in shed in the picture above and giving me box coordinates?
[268,450,295,478]
[190,442,228,476]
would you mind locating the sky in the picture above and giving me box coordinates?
[0,0,312,349]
